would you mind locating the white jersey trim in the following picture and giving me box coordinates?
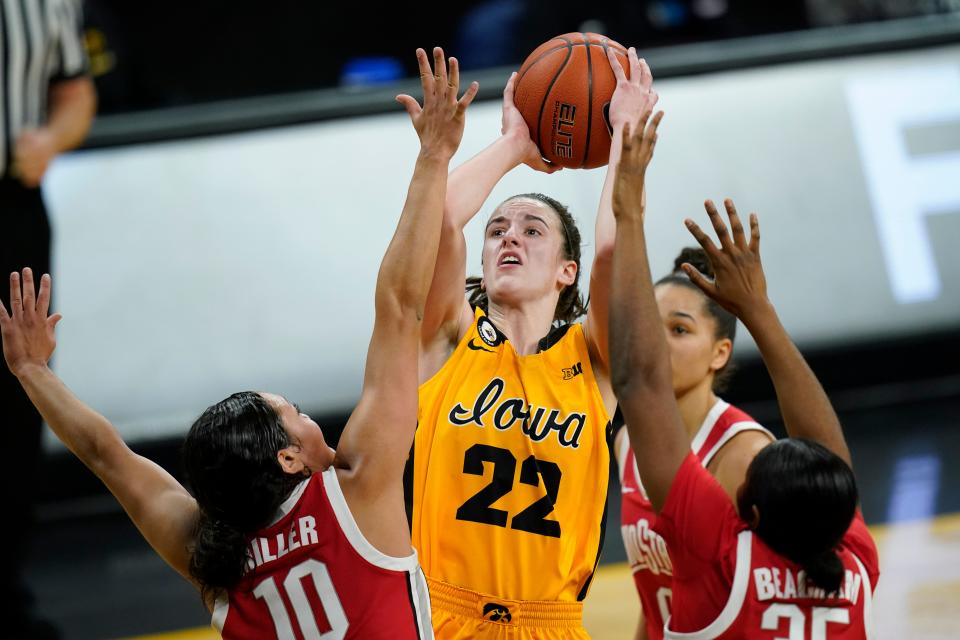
[211,596,229,634]
[700,421,774,468]
[663,530,753,640]
[621,399,771,498]
[322,467,420,572]
[409,567,434,639]
[689,399,731,456]
[617,429,632,490]
[269,476,310,526]
[851,552,875,639]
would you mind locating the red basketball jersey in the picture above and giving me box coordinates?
[619,400,772,640]
[212,467,432,639]
[654,453,879,640]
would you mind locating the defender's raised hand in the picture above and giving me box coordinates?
[607,47,658,132]
[396,47,479,159]
[0,269,62,377]
[682,199,769,321]
[612,110,664,220]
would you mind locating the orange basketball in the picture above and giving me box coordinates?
[514,33,629,170]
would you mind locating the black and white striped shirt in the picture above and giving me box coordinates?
[0,0,87,178]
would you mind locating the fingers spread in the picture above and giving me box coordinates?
[607,47,627,83]
[448,56,460,98]
[646,110,664,141]
[704,200,733,250]
[395,94,422,120]
[415,48,433,94]
[9,272,22,318]
[457,81,480,115]
[639,57,653,90]
[22,268,36,315]
[724,199,747,249]
[433,47,447,97]
[37,273,52,318]
[681,263,716,296]
[628,47,641,84]
[749,212,761,253]
[684,218,720,256]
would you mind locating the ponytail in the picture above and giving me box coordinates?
[190,513,250,602]
[801,548,846,594]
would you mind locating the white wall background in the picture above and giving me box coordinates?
[41,44,960,444]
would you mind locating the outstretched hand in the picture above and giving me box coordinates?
[0,269,62,378]
[607,47,658,132]
[396,47,479,160]
[612,110,664,219]
[682,199,770,320]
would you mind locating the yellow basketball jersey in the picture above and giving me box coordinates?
[414,308,612,602]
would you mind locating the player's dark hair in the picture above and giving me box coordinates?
[656,247,737,392]
[466,193,586,326]
[182,391,304,602]
[737,438,859,593]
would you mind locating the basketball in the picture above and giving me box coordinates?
[514,33,629,169]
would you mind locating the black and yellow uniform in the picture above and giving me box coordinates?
[415,309,612,638]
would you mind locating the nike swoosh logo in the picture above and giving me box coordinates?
[468,339,494,353]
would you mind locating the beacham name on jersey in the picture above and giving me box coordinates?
[447,377,587,448]
[754,565,864,604]
[245,515,320,571]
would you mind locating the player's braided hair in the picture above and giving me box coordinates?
[182,391,304,603]
[738,439,858,593]
[466,193,586,326]
[656,247,738,392]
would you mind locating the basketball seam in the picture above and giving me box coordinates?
[535,37,573,155]
[518,38,626,88]
[582,33,594,169]
[516,38,572,86]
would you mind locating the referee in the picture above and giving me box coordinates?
[1,1,95,637]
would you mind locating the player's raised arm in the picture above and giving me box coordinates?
[608,111,686,512]
[420,71,557,375]
[336,47,477,485]
[0,269,199,585]
[584,47,657,374]
[682,201,852,465]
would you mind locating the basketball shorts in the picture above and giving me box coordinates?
[427,577,591,639]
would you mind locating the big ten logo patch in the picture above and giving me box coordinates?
[553,102,576,159]
[562,362,583,380]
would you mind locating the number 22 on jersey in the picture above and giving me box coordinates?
[455,444,563,538]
